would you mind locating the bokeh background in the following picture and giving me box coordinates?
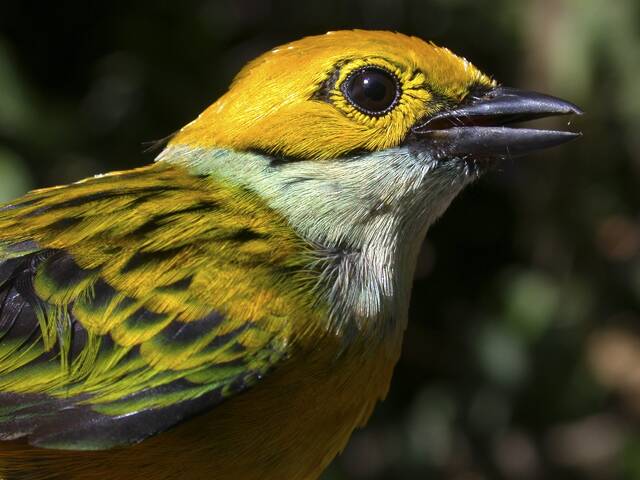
[0,1,638,478]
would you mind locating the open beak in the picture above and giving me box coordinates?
[412,87,583,157]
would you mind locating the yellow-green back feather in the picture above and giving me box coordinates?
[0,161,325,449]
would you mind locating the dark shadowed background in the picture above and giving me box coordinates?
[1,1,639,479]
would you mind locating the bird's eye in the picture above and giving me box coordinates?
[342,67,400,116]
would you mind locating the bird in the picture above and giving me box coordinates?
[0,30,581,480]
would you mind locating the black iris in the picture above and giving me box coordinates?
[343,67,400,116]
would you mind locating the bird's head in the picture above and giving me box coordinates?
[170,30,580,162]
[172,30,499,159]
[161,30,581,328]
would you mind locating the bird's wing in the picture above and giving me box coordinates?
[0,162,317,450]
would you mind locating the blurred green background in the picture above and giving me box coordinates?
[0,1,639,479]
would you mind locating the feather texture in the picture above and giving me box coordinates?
[0,161,322,450]
[0,30,503,479]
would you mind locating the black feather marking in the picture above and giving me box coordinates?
[228,227,268,242]
[46,216,83,231]
[227,341,247,354]
[202,323,250,351]
[156,275,194,292]
[28,192,125,215]
[157,312,224,346]
[112,296,137,314]
[121,246,187,273]
[121,306,170,329]
[41,252,98,293]
[89,279,118,310]
[128,201,219,237]
[311,60,344,103]
[28,186,184,216]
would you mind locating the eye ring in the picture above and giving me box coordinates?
[341,66,401,117]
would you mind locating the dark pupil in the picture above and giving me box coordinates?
[347,68,397,114]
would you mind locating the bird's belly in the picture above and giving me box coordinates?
[0,340,399,480]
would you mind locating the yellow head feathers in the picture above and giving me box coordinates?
[170,30,496,159]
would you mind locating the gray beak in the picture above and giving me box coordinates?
[412,87,583,157]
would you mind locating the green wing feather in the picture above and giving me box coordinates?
[0,162,319,450]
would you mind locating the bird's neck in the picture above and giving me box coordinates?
[157,145,467,345]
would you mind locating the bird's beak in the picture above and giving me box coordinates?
[411,87,583,157]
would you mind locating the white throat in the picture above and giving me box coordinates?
[157,145,474,341]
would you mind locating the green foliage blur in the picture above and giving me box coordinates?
[0,1,638,479]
